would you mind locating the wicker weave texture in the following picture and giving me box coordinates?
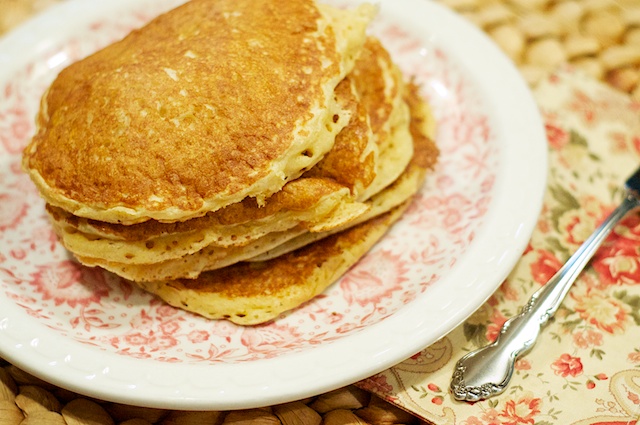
[440,0,640,97]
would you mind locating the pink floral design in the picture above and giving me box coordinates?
[187,330,210,344]
[529,249,562,285]
[156,304,179,318]
[515,359,532,371]
[10,115,31,143]
[28,261,110,308]
[147,334,178,351]
[591,213,640,288]
[499,280,519,302]
[130,309,154,330]
[461,416,484,425]
[557,197,611,246]
[486,309,508,343]
[123,331,178,352]
[10,248,26,261]
[480,409,502,425]
[211,320,238,341]
[551,353,583,377]
[124,332,149,346]
[572,329,603,349]
[628,351,640,364]
[449,107,491,151]
[573,291,628,334]
[545,122,570,150]
[240,324,303,355]
[27,224,59,252]
[418,193,473,233]
[0,97,33,154]
[340,250,408,307]
[0,192,28,231]
[499,395,541,425]
[592,245,640,287]
[159,319,182,335]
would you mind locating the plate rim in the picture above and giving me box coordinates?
[0,0,548,410]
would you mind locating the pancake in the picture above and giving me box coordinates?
[353,37,414,201]
[48,181,366,264]
[47,75,376,247]
[21,0,439,325]
[22,0,375,225]
[45,74,380,266]
[75,84,435,282]
[130,82,438,324]
[137,203,410,325]
[249,81,438,261]
[77,227,308,281]
[45,37,409,271]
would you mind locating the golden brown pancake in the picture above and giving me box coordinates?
[354,37,415,201]
[56,73,377,240]
[137,203,410,325]
[45,74,380,266]
[76,82,437,282]
[23,0,374,224]
[77,227,308,281]
[132,82,438,324]
[44,37,411,271]
[21,0,439,325]
[248,80,438,262]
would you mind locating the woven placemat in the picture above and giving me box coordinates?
[440,0,640,97]
[0,0,637,423]
[0,357,421,425]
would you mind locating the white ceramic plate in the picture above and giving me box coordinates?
[0,0,547,410]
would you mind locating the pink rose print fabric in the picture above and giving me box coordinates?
[361,70,640,423]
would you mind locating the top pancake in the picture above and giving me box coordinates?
[44,72,382,266]
[44,37,414,269]
[22,0,374,224]
[75,82,438,282]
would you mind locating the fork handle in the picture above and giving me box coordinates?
[450,194,640,402]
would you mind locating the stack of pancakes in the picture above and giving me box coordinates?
[22,0,438,325]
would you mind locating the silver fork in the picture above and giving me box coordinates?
[450,165,640,402]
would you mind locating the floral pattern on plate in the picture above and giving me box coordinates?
[361,69,640,425]
[0,0,497,363]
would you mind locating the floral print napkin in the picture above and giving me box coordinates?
[359,69,640,424]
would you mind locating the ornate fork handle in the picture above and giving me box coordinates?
[450,194,640,402]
